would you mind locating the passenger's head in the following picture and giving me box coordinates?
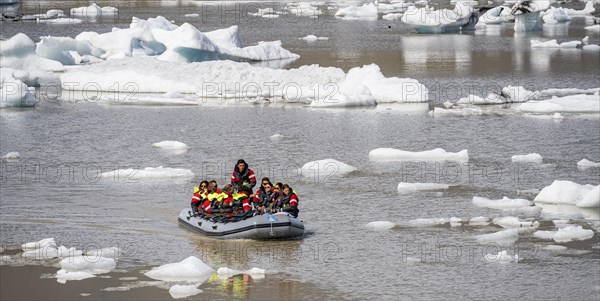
[199,180,209,190]
[223,184,234,195]
[261,177,272,188]
[238,185,252,195]
[274,182,283,193]
[282,184,291,195]
[209,180,218,192]
[236,159,247,172]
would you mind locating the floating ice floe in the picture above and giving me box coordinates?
[484,250,519,263]
[335,3,378,19]
[510,0,551,32]
[298,159,356,178]
[492,216,539,230]
[59,256,116,274]
[35,36,103,65]
[56,270,96,284]
[22,238,57,251]
[153,23,299,63]
[583,45,600,51]
[285,2,325,17]
[216,267,266,279]
[534,180,599,207]
[144,256,215,283]
[169,284,203,299]
[101,166,195,180]
[578,159,600,169]
[403,218,451,227]
[21,9,66,20]
[456,93,506,105]
[539,87,600,97]
[502,85,540,102]
[474,228,519,245]
[366,221,396,230]
[472,196,533,209]
[469,216,490,226]
[541,6,571,23]
[530,39,581,48]
[0,34,65,72]
[534,225,594,242]
[585,24,600,31]
[397,183,450,194]
[184,13,200,18]
[70,3,118,19]
[270,134,284,141]
[369,148,469,162]
[542,244,568,251]
[84,247,121,260]
[1,152,20,160]
[300,35,329,41]
[517,94,600,114]
[562,1,595,16]
[511,153,543,164]
[401,3,477,33]
[479,6,513,24]
[152,141,189,150]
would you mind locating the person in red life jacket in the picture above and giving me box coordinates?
[230,159,256,193]
[202,180,222,215]
[254,177,276,214]
[274,184,299,217]
[191,180,209,215]
[219,184,235,215]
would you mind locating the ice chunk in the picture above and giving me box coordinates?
[530,39,582,48]
[511,153,543,164]
[89,27,145,59]
[36,18,83,24]
[270,134,284,141]
[84,247,120,260]
[510,1,550,32]
[397,183,450,194]
[405,218,450,227]
[285,2,324,17]
[484,250,519,262]
[542,245,567,251]
[184,13,200,18]
[542,6,571,24]
[502,85,540,102]
[0,34,64,72]
[70,3,117,19]
[401,3,476,33]
[583,45,600,51]
[578,159,600,169]
[369,148,469,162]
[169,284,203,299]
[1,69,37,108]
[492,216,539,229]
[382,13,403,20]
[474,229,519,245]
[60,256,116,274]
[585,25,600,31]
[469,216,490,226]
[152,141,189,150]
[56,270,96,284]
[479,6,513,24]
[22,238,57,251]
[298,159,356,178]
[534,180,599,207]
[36,36,103,65]
[144,256,215,282]
[563,1,595,16]
[472,196,533,209]
[366,221,396,230]
[1,152,20,160]
[534,225,594,242]
[335,3,378,19]
[456,93,507,105]
[300,35,329,41]
[517,94,600,114]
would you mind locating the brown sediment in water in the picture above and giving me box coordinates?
[0,265,344,301]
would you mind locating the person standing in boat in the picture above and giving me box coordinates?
[230,159,256,192]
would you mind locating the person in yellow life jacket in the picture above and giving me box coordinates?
[203,180,223,214]
[219,184,235,214]
[232,186,253,215]
[191,180,209,215]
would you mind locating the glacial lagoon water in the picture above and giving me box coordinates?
[1,0,599,300]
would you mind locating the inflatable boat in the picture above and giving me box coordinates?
[178,209,305,240]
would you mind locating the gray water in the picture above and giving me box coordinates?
[2,0,600,300]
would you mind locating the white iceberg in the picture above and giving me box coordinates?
[474,229,519,245]
[404,218,451,227]
[502,85,540,102]
[401,3,476,33]
[585,24,600,31]
[492,216,539,229]
[510,0,551,32]
[484,250,519,262]
[369,148,469,162]
[298,159,356,178]
[335,3,378,19]
[0,33,65,72]
[563,1,595,16]
[479,6,513,24]
[56,270,96,284]
[70,3,118,19]
[472,196,533,209]
[583,45,600,51]
[511,153,543,164]
[382,13,403,20]
[152,141,189,150]
[517,94,600,114]
[0,152,20,160]
[541,6,571,24]
[534,225,594,242]
[59,256,116,274]
[169,284,203,299]
[366,221,396,230]
[469,216,490,226]
[534,180,599,207]
[530,39,582,48]
[578,159,600,169]
[36,18,83,24]
[1,69,37,108]
[285,2,324,17]
[144,256,215,282]
[22,238,57,251]
[456,93,507,105]
[397,183,450,194]
[300,35,329,41]
[153,23,299,63]
[35,36,103,65]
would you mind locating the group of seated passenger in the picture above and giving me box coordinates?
[190,160,299,218]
